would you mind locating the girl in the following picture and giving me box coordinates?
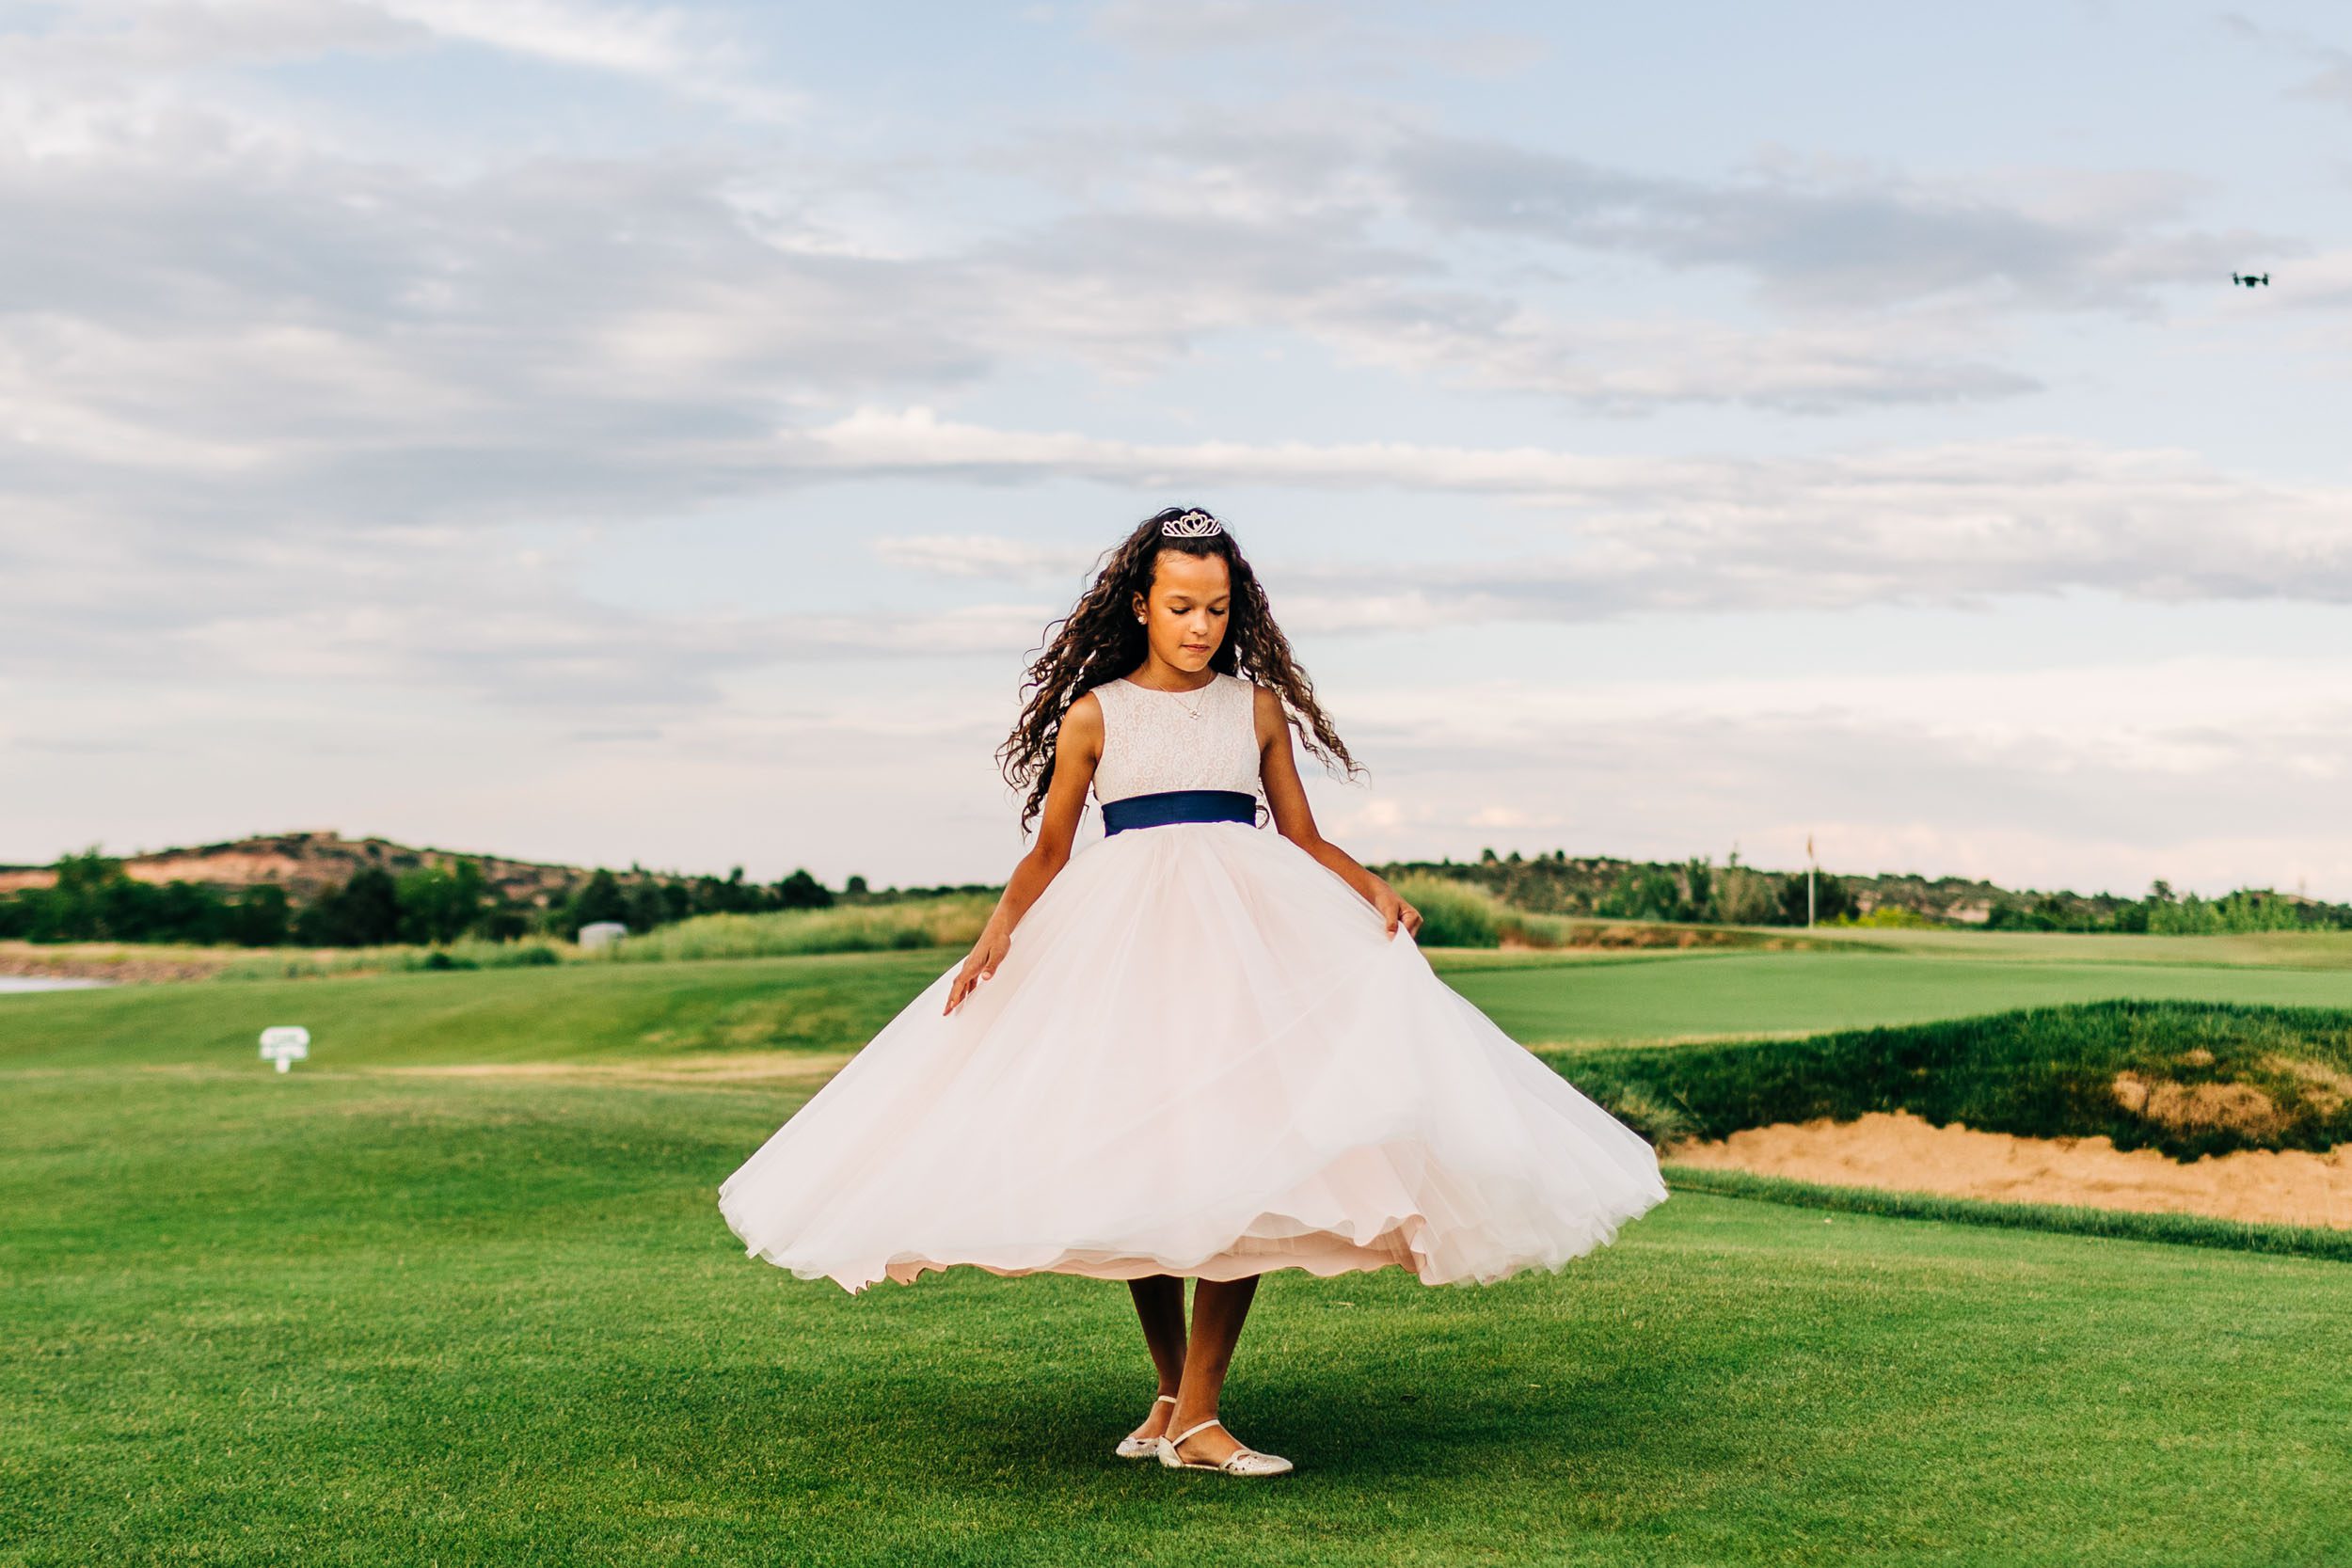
[718,507,1670,1479]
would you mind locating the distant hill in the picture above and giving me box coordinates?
[4,831,2341,934]
[0,831,619,910]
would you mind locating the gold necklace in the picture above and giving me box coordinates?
[1128,673,1214,720]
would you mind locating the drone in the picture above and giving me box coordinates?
[2232,272,2271,287]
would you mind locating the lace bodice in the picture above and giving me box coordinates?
[1090,672,1263,805]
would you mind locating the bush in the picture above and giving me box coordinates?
[1830,905,1940,929]
[1546,998,2352,1162]
[579,896,994,963]
[1586,1082,1697,1148]
[1391,874,1501,947]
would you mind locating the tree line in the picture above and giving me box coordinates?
[1401,847,2351,932]
[0,848,843,948]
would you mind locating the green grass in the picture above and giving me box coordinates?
[1816,927,2352,969]
[1456,948,2352,1047]
[13,936,2352,1073]
[4,1066,2346,1567]
[0,948,961,1069]
[8,934,2350,1563]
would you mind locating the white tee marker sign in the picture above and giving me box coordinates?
[259,1026,311,1073]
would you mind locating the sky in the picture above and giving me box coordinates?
[4,0,2350,900]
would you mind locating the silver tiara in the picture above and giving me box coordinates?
[1160,509,1224,539]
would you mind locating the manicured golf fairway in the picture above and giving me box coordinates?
[3,1066,2344,1567]
[8,931,2352,1070]
[5,932,2347,1564]
[1456,948,2352,1047]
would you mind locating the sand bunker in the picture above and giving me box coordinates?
[1666,1109,2352,1231]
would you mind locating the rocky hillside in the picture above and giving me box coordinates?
[0,831,618,909]
[6,832,2341,932]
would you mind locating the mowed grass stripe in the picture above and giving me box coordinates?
[1467,951,2352,1049]
[0,948,964,1069]
[9,942,2352,1071]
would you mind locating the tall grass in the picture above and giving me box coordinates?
[578,896,994,963]
[200,896,994,980]
[211,935,570,981]
[1392,872,1502,945]
[1391,872,1836,952]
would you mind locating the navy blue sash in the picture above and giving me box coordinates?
[1102,788,1258,836]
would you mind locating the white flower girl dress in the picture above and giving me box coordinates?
[717,672,1670,1294]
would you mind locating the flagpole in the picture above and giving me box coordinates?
[1806,832,1816,928]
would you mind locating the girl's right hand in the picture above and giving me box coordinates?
[945,927,1011,1015]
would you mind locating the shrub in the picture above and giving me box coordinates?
[580,896,994,963]
[1391,873,1501,947]
[1546,998,2352,1162]
[1831,904,1940,929]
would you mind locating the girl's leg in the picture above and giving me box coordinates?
[1124,1274,1187,1444]
[1164,1273,1262,1465]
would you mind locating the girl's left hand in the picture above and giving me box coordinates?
[1368,879,1422,941]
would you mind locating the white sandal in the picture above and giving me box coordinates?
[1154,1417,1295,1477]
[1113,1394,1179,1459]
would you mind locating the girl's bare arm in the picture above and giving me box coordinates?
[945,693,1104,1013]
[1254,684,1421,938]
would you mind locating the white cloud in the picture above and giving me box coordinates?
[2219,11,2352,116]
[0,0,799,130]
[8,2,2351,900]
[1297,657,2352,899]
[838,412,2352,615]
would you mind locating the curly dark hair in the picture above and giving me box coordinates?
[997,506,1363,835]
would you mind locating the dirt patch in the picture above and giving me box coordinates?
[1500,923,1765,953]
[362,1053,855,1085]
[66,1053,854,1087]
[1666,1109,2351,1231]
[2261,1053,2352,1117]
[2110,1071,2291,1139]
[0,941,235,983]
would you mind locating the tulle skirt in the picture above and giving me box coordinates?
[717,820,1670,1294]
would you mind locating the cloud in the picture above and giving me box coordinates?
[1381,131,2283,317]
[2217,12,2352,115]
[0,481,1054,724]
[838,410,2352,614]
[379,0,800,121]
[7,8,2297,571]
[0,0,799,127]
[1303,309,2042,416]
[1299,658,2352,899]
[0,126,1009,531]
[961,107,2304,407]
[870,533,1104,583]
[1084,0,1546,78]
[6,1,2347,895]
